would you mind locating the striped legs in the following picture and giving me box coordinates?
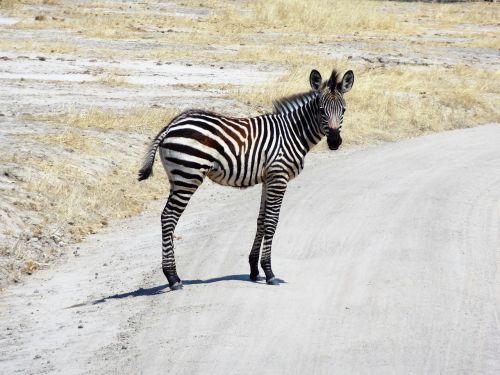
[260,176,288,285]
[249,184,266,281]
[161,184,199,290]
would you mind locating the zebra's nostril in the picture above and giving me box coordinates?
[327,128,342,150]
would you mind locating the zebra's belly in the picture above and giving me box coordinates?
[206,165,263,188]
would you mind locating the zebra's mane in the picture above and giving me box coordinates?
[272,91,318,115]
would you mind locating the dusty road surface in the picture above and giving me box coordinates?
[1,124,499,374]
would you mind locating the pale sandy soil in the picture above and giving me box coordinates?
[0,124,499,374]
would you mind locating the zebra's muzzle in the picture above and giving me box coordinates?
[327,128,342,150]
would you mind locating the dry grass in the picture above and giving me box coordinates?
[241,0,400,33]
[346,65,499,144]
[3,106,179,282]
[234,61,500,146]
[31,130,108,156]
[463,32,499,49]
[6,0,496,46]
[423,2,499,25]
[1,0,499,285]
[0,0,18,8]
[4,0,497,61]
[32,107,179,133]
[10,1,205,39]
[2,108,175,245]
[0,38,79,56]
[21,156,166,239]
[95,69,137,88]
[0,0,59,8]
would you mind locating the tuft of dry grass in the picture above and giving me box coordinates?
[96,71,137,88]
[32,107,179,133]
[32,130,108,156]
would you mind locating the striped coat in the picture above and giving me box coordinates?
[139,68,354,290]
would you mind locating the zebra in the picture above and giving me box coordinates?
[138,68,354,290]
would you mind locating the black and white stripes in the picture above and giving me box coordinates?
[138,68,354,290]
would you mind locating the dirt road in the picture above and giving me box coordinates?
[1,124,499,375]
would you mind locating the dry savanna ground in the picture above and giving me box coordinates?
[0,0,498,288]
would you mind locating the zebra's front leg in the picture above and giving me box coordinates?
[249,184,266,281]
[161,185,197,290]
[261,177,288,285]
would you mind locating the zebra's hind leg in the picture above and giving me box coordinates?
[248,184,266,281]
[161,180,201,291]
[260,176,288,285]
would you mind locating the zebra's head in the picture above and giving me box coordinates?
[310,69,354,150]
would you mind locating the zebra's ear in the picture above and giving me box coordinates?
[309,69,322,90]
[337,70,354,94]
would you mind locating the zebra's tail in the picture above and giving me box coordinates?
[138,125,170,181]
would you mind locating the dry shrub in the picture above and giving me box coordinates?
[23,259,38,274]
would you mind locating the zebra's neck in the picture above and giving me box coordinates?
[274,93,324,153]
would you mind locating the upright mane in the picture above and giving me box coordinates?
[327,69,339,90]
[273,91,318,115]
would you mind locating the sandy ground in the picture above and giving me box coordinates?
[1,124,499,375]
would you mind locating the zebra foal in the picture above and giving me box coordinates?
[138,68,354,290]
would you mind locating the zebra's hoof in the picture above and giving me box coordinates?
[169,281,183,291]
[266,277,279,285]
[249,272,260,282]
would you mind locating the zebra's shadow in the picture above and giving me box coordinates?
[66,274,285,308]
[66,284,169,308]
[183,274,286,286]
